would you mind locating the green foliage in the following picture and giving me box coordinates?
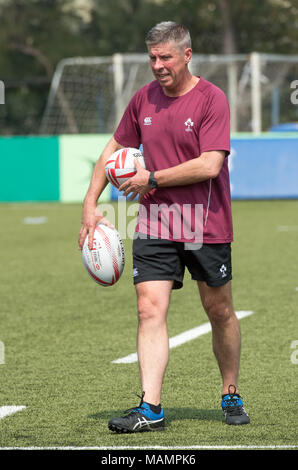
[229,0,298,54]
[0,0,297,135]
[0,0,94,134]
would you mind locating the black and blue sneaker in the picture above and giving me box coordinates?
[221,385,250,425]
[108,392,165,433]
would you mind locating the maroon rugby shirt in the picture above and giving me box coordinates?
[114,77,233,244]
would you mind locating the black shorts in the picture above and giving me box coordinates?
[132,236,232,289]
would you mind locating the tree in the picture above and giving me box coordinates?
[0,0,297,134]
[0,0,91,134]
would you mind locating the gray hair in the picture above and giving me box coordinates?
[145,22,192,51]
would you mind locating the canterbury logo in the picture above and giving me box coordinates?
[144,117,152,126]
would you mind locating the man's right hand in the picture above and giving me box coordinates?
[78,202,99,251]
[78,204,114,251]
[77,136,123,251]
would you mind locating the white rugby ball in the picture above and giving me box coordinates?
[82,224,125,286]
[105,147,146,188]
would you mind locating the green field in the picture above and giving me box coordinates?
[0,200,297,449]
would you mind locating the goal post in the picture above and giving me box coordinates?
[40,53,298,135]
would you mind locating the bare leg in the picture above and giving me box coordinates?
[198,281,241,395]
[136,280,173,405]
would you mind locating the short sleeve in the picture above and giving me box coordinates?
[114,92,142,149]
[199,88,230,156]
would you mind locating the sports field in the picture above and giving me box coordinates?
[0,200,297,450]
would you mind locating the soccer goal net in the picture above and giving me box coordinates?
[40,53,298,135]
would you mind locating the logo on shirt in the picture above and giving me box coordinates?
[185,118,194,132]
[144,117,152,126]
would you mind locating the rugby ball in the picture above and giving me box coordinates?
[82,224,125,286]
[105,147,146,188]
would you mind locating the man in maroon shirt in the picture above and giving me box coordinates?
[78,21,250,431]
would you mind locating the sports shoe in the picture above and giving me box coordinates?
[108,392,165,433]
[221,384,250,425]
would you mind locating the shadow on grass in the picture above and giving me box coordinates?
[89,408,223,424]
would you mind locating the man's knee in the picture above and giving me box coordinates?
[201,293,234,325]
[136,281,172,323]
[137,295,159,322]
[199,281,235,324]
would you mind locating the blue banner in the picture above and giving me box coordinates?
[229,134,298,199]
[111,134,298,200]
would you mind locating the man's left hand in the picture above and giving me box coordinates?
[119,159,152,201]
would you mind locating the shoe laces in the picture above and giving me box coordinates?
[124,391,146,415]
[222,384,244,415]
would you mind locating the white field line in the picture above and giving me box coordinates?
[23,216,48,225]
[0,445,296,450]
[277,225,298,232]
[112,310,254,364]
[0,406,26,420]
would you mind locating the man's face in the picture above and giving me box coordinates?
[148,41,192,94]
